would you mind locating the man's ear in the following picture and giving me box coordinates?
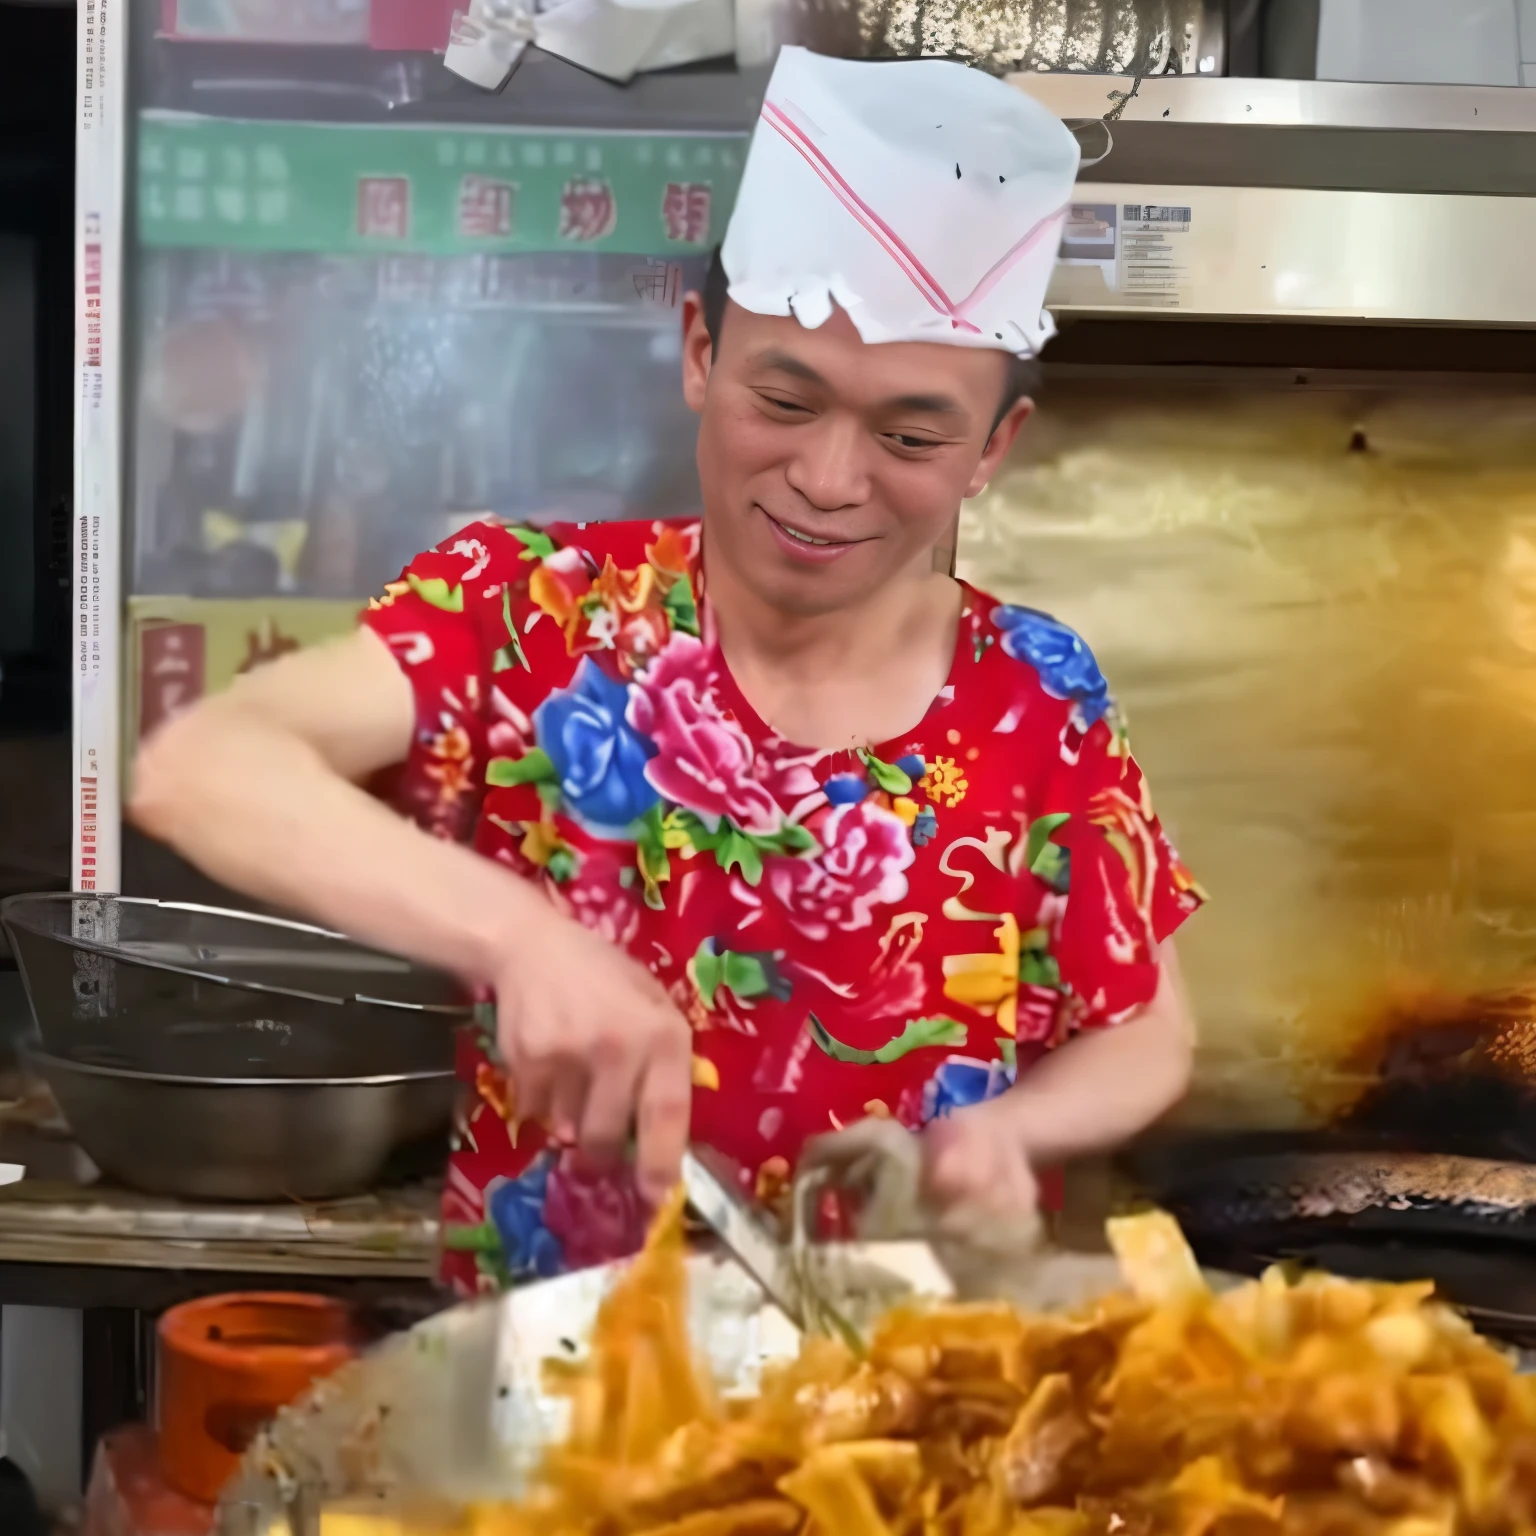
[681,291,713,415]
[964,396,1034,498]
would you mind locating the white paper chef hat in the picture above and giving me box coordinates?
[722,47,1081,358]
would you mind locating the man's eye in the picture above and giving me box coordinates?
[887,433,938,451]
[759,394,811,415]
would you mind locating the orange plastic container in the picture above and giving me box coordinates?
[156,1292,358,1504]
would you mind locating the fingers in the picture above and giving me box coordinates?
[579,1049,644,1169]
[919,1120,978,1206]
[634,1023,692,1205]
[547,1066,588,1149]
[495,934,693,1202]
[922,1112,1040,1221]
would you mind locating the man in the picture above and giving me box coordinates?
[132,47,1202,1293]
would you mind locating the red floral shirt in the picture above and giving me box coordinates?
[363,517,1203,1295]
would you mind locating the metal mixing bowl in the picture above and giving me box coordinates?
[22,1048,456,1201]
[2,894,469,1200]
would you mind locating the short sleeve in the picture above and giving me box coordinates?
[361,520,530,842]
[1052,715,1205,1030]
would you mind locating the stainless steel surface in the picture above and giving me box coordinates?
[223,1255,798,1528]
[1042,183,1536,325]
[2,894,465,1082]
[1016,74,1536,132]
[1003,76,1536,328]
[679,1148,805,1327]
[22,1048,454,1202]
[2,895,464,1011]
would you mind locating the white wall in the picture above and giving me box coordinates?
[1318,0,1525,85]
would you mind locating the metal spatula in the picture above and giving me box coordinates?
[680,1147,811,1328]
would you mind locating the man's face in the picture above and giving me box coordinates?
[682,297,1031,617]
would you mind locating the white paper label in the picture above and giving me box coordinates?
[1117,201,1193,310]
[74,0,125,893]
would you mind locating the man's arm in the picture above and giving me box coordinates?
[920,943,1194,1219]
[131,627,540,986]
[992,941,1194,1167]
[130,629,694,1198]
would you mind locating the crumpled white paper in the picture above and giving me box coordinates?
[722,46,1080,357]
[444,0,734,90]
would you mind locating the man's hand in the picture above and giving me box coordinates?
[920,1097,1040,1220]
[494,904,693,1204]
[802,1112,1044,1301]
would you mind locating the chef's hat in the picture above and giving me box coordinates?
[722,47,1080,358]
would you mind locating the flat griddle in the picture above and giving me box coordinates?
[1130,1134,1536,1345]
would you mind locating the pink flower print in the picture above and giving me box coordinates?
[557,867,642,947]
[541,1151,648,1270]
[767,801,914,940]
[629,635,780,835]
[758,740,824,807]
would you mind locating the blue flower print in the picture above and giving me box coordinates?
[921,1054,1017,1124]
[990,607,1112,727]
[533,657,660,836]
[486,1157,564,1280]
[824,773,870,807]
[911,806,938,847]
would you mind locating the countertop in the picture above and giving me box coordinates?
[0,1073,439,1307]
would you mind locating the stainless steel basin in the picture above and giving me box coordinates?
[24,1048,455,1201]
[2,895,468,1201]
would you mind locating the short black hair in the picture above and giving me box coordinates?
[701,246,1039,434]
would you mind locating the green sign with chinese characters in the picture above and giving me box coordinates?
[138,113,746,256]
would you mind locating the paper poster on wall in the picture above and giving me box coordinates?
[1057,202,1119,288]
[1117,202,1192,309]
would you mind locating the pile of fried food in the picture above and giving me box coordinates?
[470,1193,1536,1536]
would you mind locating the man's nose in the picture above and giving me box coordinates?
[783,415,871,512]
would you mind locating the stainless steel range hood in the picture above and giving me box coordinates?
[1010,75,1536,329]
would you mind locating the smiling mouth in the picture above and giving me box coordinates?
[765,512,862,548]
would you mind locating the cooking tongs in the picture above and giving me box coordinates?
[680,1144,959,1346]
[680,1147,869,1341]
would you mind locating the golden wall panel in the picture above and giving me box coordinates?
[960,387,1536,1128]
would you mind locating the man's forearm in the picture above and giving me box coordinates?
[131,696,545,991]
[997,948,1195,1166]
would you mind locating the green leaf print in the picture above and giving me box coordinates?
[509,527,558,561]
[1017,926,1066,991]
[441,1219,502,1254]
[662,579,701,638]
[660,809,696,851]
[773,823,820,856]
[1025,812,1072,893]
[807,1012,967,1066]
[546,848,580,885]
[997,1038,1018,1072]
[491,584,529,674]
[635,803,671,911]
[672,812,819,887]
[692,939,791,1009]
[406,573,464,613]
[476,1250,514,1289]
[717,829,764,885]
[486,749,556,789]
[861,752,914,796]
